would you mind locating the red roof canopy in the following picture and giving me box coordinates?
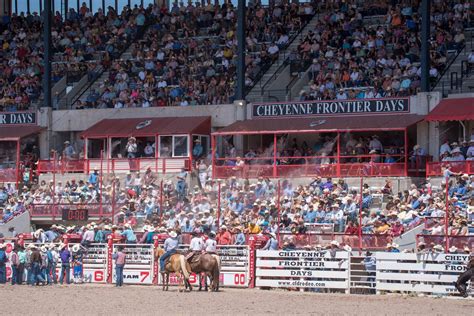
[0,125,43,141]
[213,114,424,135]
[425,98,474,121]
[80,116,211,138]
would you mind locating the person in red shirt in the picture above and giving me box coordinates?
[217,226,232,245]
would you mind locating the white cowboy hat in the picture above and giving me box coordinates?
[330,240,340,247]
[391,243,399,249]
[343,245,352,252]
[169,231,177,238]
[433,244,444,252]
[0,243,5,249]
[72,244,81,253]
[386,243,393,248]
[40,246,48,253]
[449,246,458,253]
[33,229,43,239]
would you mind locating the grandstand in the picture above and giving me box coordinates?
[0,0,473,256]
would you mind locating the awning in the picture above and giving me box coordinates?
[213,114,424,135]
[425,98,474,121]
[0,125,44,141]
[80,116,211,138]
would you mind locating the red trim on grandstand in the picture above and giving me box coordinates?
[212,114,424,135]
[0,125,43,141]
[80,116,211,138]
[425,98,474,121]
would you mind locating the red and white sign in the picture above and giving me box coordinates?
[83,269,106,283]
[114,270,152,284]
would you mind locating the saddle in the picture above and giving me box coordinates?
[185,251,201,264]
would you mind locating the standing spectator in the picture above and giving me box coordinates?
[17,246,27,284]
[113,246,126,287]
[126,137,138,171]
[0,243,8,283]
[63,141,76,160]
[234,227,246,245]
[59,244,71,285]
[262,232,279,250]
[217,226,232,245]
[363,251,376,293]
[30,245,46,286]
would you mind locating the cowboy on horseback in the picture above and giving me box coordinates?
[205,232,217,254]
[187,231,204,262]
[455,257,474,297]
[160,231,179,272]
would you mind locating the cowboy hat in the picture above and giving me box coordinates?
[169,231,178,238]
[343,245,352,252]
[40,246,48,253]
[433,244,444,252]
[391,243,399,249]
[72,244,81,253]
[449,246,458,253]
[386,243,393,248]
[330,240,340,247]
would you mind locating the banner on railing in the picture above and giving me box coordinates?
[255,250,350,292]
[375,252,473,296]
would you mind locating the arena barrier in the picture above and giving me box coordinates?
[375,252,473,296]
[255,250,350,293]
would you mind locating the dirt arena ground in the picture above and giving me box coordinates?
[1,284,472,315]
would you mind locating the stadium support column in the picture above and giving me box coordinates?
[420,0,431,92]
[236,0,245,100]
[43,0,52,108]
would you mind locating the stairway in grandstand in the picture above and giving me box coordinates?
[245,13,323,103]
[0,212,31,236]
[433,28,474,97]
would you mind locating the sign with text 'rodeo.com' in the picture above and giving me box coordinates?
[255,250,350,291]
[252,98,409,118]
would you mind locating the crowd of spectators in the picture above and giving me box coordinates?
[0,3,152,111]
[2,162,472,250]
[294,0,472,101]
[77,1,310,109]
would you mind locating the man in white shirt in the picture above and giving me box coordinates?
[268,43,279,56]
[439,139,451,158]
[187,231,204,261]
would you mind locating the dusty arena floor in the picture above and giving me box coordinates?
[0,284,472,315]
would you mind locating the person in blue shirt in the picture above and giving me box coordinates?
[88,168,99,188]
[363,251,376,292]
[160,231,179,272]
[192,139,203,160]
[304,205,317,223]
[234,227,246,245]
[120,224,137,244]
[362,189,373,209]
[262,233,279,250]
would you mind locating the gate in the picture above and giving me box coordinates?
[112,244,154,285]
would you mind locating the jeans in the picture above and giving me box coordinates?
[48,263,57,284]
[115,264,124,286]
[160,249,176,271]
[17,264,24,284]
[59,263,70,284]
[41,267,49,284]
[0,265,6,284]
[10,265,18,285]
[32,262,45,285]
[26,267,33,285]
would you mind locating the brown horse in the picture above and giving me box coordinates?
[154,247,192,292]
[188,253,221,292]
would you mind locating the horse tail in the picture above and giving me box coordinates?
[179,255,190,279]
[212,254,221,272]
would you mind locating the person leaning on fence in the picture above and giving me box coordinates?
[30,245,46,286]
[262,233,279,250]
[121,224,137,244]
[234,226,246,245]
[113,246,126,287]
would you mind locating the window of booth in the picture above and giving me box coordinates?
[87,138,107,159]
[110,137,155,158]
[159,135,189,157]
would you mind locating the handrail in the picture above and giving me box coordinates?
[66,18,155,108]
[253,11,317,97]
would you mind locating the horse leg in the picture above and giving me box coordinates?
[198,273,202,291]
[166,273,170,291]
[176,272,183,292]
[161,273,166,291]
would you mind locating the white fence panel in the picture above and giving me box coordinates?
[256,250,350,292]
[375,252,472,296]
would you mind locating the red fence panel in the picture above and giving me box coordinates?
[427,161,473,177]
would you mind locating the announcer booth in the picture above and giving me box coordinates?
[212,98,424,178]
[80,116,211,174]
[0,111,42,185]
[425,97,474,176]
